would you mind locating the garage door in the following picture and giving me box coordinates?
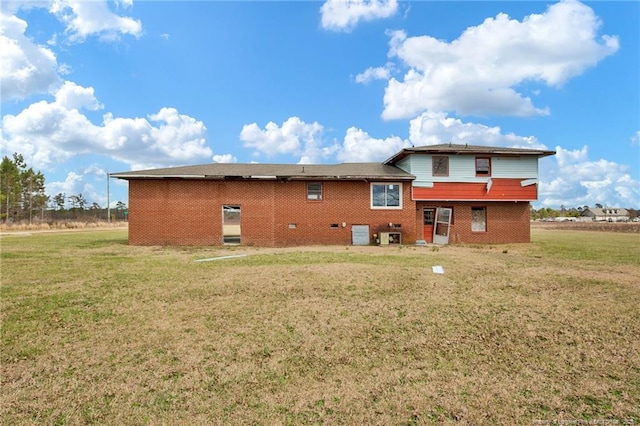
[351,225,370,245]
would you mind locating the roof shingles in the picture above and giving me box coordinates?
[111,144,555,181]
[111,163,414,181]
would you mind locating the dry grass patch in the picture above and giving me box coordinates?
[1,229,639,425]
[0,221,127,232]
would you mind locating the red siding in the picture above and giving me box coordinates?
[413,179,537,201]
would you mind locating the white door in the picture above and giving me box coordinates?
[433,207,452,245]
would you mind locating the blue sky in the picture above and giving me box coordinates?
[1,0,638,209]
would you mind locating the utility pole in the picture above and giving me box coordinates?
[107,172,111,223]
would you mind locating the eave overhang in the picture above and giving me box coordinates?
[109,173,415,182]
[385,144,557,165]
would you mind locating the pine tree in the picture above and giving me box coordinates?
[0,154,23,223]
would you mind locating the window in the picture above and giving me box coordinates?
[307,182,322,200]
[371,183,402,209]
[476,157,491,176]
[426,207,455,225]
[445,206,455,225]
[471,207,486,232]
[424,209,434,226]
[432,156,449,176]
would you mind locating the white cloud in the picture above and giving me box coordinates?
[81,163,107,176]
[240,117,334,164]
[355,63,392,84]
[55,81,103,110]
[115,0,134,7]
[320,0,397,32]
[1,0,140,100]
[538,146,640,208]
[631,131,640,146]
[213,154,237,164]
[99,108,212,170]
[143,108,210,164]
[47,171,83,197]
[0,12,61,100]
[382,0,619,119]
[49,0,142,43]
[337,127,409,162]
[408,112,547,150]
[1,82,212,171]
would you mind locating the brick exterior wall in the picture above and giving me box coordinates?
[128,179,531,246]
[128,179,417,246]
[416,201,531,244]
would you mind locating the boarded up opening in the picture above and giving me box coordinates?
[351,225,370,245]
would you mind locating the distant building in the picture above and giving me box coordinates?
[581,207,630,222]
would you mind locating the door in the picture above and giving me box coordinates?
[423,208,435,243]
[351,225,370,245]
[433,207,452,245]
[223,205,241,244]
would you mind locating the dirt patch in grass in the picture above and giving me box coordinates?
[1,229,639,424]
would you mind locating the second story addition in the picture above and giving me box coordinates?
[385,144,555,201]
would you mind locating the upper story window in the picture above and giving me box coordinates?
[371,183,402,209]
[476,157,491,176]
[307,182,322,200]
[432,156,449,177]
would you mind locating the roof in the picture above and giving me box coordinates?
[385,143,556,164]
[581,208,629,217]
[110,162,415,181]
[111,144,554,181]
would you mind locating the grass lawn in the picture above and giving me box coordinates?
[1,228,639,425]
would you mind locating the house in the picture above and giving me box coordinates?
[110,144,555,246]
[581,207,630,222]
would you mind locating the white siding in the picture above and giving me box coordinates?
[409,155,432,178]
[395,157,412,173]
[403,154,539,183]
[409,155,480,183]
[449,156,476,180]
[492,156,538,178]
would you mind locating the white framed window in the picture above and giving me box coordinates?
[371,183,402,209]
[307,182,322,200]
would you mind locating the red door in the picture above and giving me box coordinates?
[423,208,435,243]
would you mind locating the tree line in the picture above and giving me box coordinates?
[0,153,126,224]
[531,205,639,221]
